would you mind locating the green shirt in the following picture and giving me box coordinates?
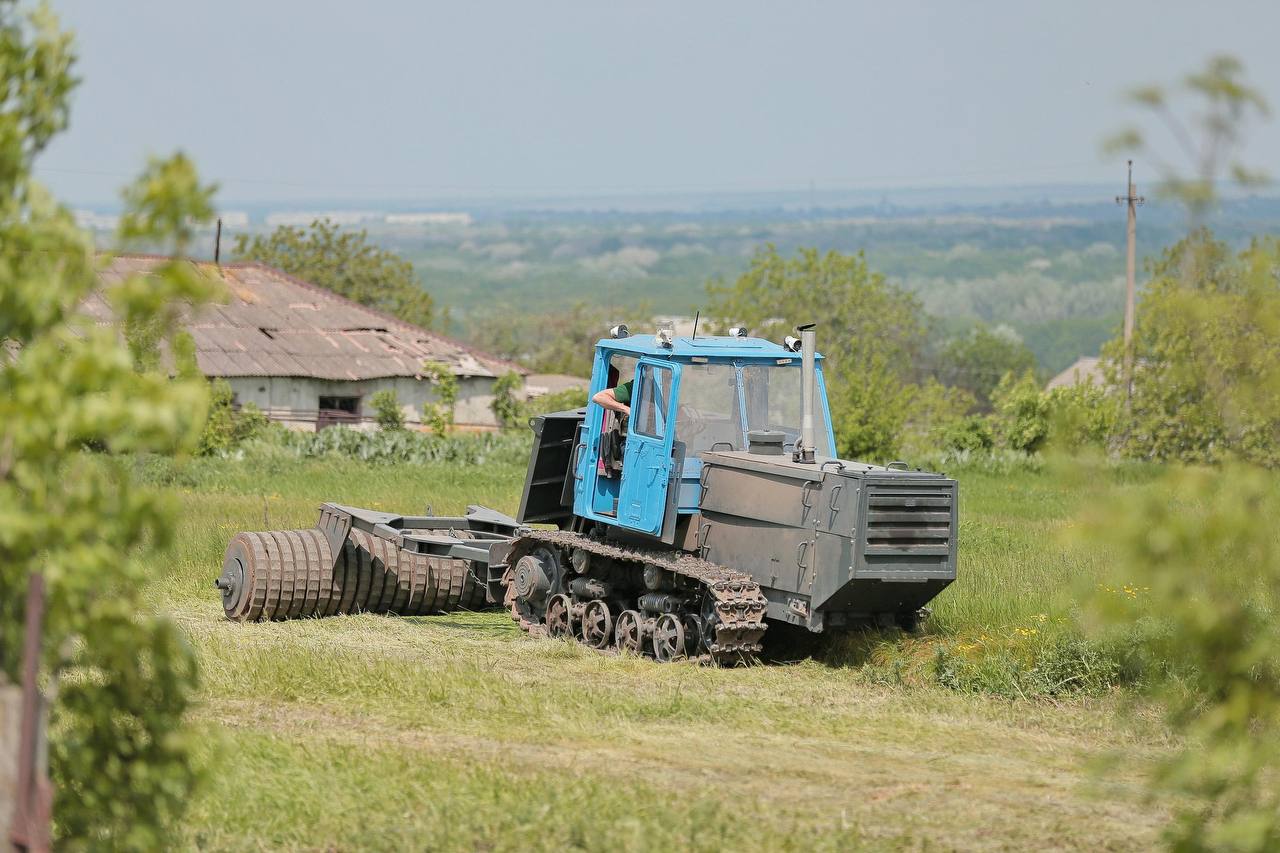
[612,379,634,405]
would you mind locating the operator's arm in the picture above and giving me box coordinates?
[592,388,630,417]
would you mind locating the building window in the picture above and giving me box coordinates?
[317,395,361,430]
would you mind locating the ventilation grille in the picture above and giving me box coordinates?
[863,482,953,556]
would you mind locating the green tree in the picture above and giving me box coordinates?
[935,324,1037,411]
[370,389,406,431]
[470,301,646,377]
[1107,233,1280,466]
[707,245,926,459]
[234,219,436,329]
[0,3,218,844]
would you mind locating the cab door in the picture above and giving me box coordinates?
[617,358,682,535]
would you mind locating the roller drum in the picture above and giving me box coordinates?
[218,526,488,622]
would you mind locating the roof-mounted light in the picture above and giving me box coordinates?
[729,326,749,338]
[783,335,802,352]
[655,320,675,348]
[610,324,630,339]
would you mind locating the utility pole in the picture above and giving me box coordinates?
[1116,160,1144,399]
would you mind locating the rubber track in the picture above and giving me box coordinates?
[512,529,768,664]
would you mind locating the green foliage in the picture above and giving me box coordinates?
[369,389,406,431]
[420,360,458,435]
[229,425,531,467]
[490,370,524,428]
[197,378,268,455]
[897,379,976,457]
[1111,233,1280,466]
[521,386,588,420]
[234,218,435,329]
[708,245,925,460]
[491,372,588,431]
[991,371,1051,453]
[0,3,214,843]
[1046,381,1119,452]
[935,324,1037,411]
[936,415,995,454]
[1080,465,1280,851]
[470,301,645,377]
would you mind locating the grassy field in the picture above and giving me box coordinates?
[142,454,1178,850]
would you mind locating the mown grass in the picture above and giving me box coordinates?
[138,450,1182,849]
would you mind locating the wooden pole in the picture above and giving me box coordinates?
[1117,161,1144,400]
[8,574,51,853]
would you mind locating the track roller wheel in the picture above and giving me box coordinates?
[581,599,613,649]
[546,593,572,638]
[652,613,686,663]
[615,610,643,655]
[683,613,708,657]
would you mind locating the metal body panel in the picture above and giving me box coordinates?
[517,408,585,526]
[696,451,958,626]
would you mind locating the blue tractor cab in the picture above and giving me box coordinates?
[571,332,836,541]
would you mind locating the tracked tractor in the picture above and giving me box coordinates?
[216,325,958,664]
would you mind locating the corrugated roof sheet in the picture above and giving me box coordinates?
[88,255,525,381]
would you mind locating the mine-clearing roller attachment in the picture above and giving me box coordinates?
[216,325,959,664]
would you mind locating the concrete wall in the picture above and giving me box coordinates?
[225,374,508,431]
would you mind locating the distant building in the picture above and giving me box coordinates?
[82,255,526,430]
[1046,356,1104,390]
[264,211,382,228]
[385,212,473,227]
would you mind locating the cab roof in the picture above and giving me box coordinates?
[595,334,825,361]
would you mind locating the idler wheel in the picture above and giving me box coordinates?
[652,613,686,663]
[513,551,554,605]
[545,593,572,638]
[615,610,643,655]
[581,599,613,649]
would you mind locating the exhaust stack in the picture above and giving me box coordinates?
[796,323,816,464]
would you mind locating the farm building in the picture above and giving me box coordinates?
[1045,356,1104,390]
[84,255,526,430]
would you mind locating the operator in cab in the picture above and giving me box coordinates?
[592,379,633,418]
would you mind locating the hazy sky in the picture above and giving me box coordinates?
[35,0,1280,205]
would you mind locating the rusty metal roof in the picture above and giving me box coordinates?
[84,255,524,381]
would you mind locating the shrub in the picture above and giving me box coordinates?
[521,387,588,420]
[198,379,268,454]
[936,415,995,454]
[490,371,524,428]
[421,361,458,435]
[1045,381,1118,452]
[370,389,406,431]
[1080,465,1280,850]
[992,371,1051,453]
